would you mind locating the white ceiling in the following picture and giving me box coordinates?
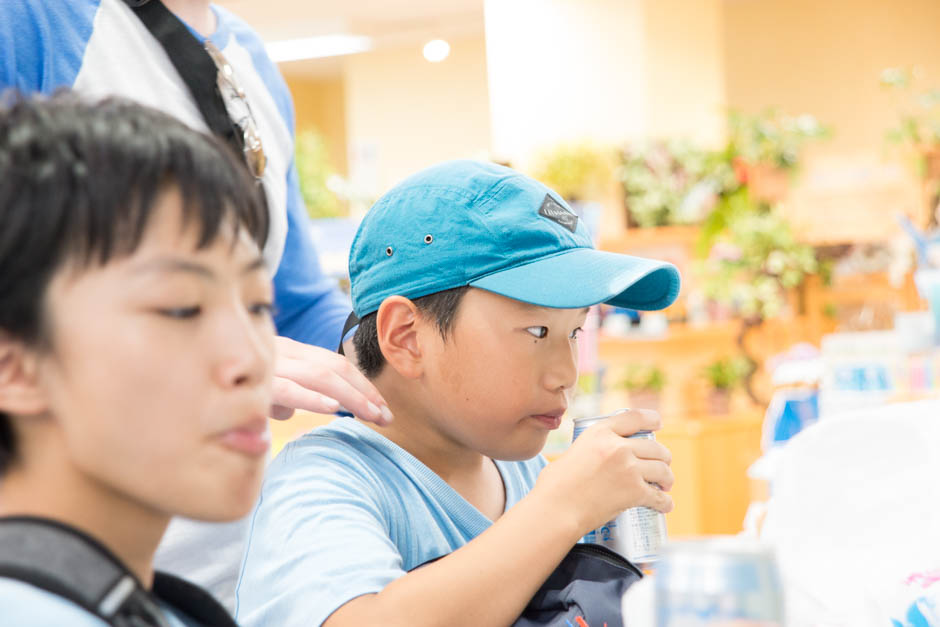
[215,0,484,76]
[215,0,484,43]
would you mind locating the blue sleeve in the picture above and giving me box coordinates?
[271,162,352,349]
[0,1,99,94]
[220,8,351,349]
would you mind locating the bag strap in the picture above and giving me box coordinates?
[120,0,245,160]
[0,516,236,627]
[0,516,170,626]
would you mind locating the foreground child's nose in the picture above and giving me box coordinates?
[212,311,272,389]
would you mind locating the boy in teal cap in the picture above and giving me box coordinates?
[236,160,680,626]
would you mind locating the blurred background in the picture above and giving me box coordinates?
[229,0,940,539]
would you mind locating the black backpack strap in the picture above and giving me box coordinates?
[0,516,172,626]
[120,0,244,159]
[152,572,238,627]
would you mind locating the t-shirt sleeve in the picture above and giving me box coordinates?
[235,442,405,626]
[0,1,98,94]
[270,162,352,350]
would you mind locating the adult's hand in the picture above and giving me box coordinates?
[269,336,392,425]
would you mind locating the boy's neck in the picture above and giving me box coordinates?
[0,442,168,587]
[366,374,507,519]
[161,0,216,37]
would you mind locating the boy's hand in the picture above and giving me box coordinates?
[533,409,673,534]
[269,336,393,425]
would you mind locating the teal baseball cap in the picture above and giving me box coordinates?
[348,160,680,317]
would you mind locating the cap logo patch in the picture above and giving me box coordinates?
[538,194,578,233]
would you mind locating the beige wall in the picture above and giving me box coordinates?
[724,0,940,242]
[644,0,727,147]
[283,74,349,176]
[484,0,648,171]
[484,0,727,172]
[724,0,940,155]
[343,36,492,198]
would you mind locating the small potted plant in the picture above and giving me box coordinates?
[726,108,829,205]
[532,142,613,203]
[618,364,666,413]
[702,356,752,415]
[880,67,940,221]
[618,140,727,228]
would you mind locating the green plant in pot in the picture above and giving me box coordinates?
[699,208,818,404]
[618,140,730,228]
[295,128,346,219]
[702,356,752,415]
[880,67,940,221]
[726,108,830,205]
[532,142,613,203]
[618,364,666,413]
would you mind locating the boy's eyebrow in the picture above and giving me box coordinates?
[515,302,592,316]
[133,256,266,279]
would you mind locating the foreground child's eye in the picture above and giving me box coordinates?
[525,326,548,339]
[249,301,276,318]
[157,306,201,319]
[570,327,583,340]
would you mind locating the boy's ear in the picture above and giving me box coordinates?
[0,336,48,416]
[375,297,424,379]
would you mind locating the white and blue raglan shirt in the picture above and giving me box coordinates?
[0,0,350,349]
[234,418,547,626]
[0,0,352,613]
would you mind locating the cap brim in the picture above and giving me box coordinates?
[469,248,680,311]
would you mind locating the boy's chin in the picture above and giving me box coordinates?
[488,438,549,462]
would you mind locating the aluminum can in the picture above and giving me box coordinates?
[655,537,785,627]
[572,409,668,564]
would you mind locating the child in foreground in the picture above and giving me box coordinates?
[0,93,276,626]
[236,160,680,626]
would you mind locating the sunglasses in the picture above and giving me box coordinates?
[205,41,266,179]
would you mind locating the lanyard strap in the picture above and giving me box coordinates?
[121,0,246,160]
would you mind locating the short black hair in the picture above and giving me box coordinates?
[353,286,469,378]
[0,92,269,475]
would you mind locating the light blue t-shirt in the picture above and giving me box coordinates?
[0,578,197,627]
[234,418,547,626]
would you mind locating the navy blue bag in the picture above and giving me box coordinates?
[514,543,643,627]
[414,543,643,627]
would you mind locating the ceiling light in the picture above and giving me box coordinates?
[266,35,373,63]
[422,39,450,63]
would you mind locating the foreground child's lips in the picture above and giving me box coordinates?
[218,417,270,457]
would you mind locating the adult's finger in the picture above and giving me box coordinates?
[275,357,392,425]
[274,338,388,413]
[271,376,342,416]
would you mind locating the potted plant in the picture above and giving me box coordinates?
[617,364,666,413]
[295,128,346,219]
[618,140,730,228]
[699,208,819,404]
[726,109,830,205]
[880,67,940,223]
[532,142,613,203]
[702,357,752,415]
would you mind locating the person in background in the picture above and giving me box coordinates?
[0,0,389,608]
[0,93,274,625]
[236,160,679,626]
